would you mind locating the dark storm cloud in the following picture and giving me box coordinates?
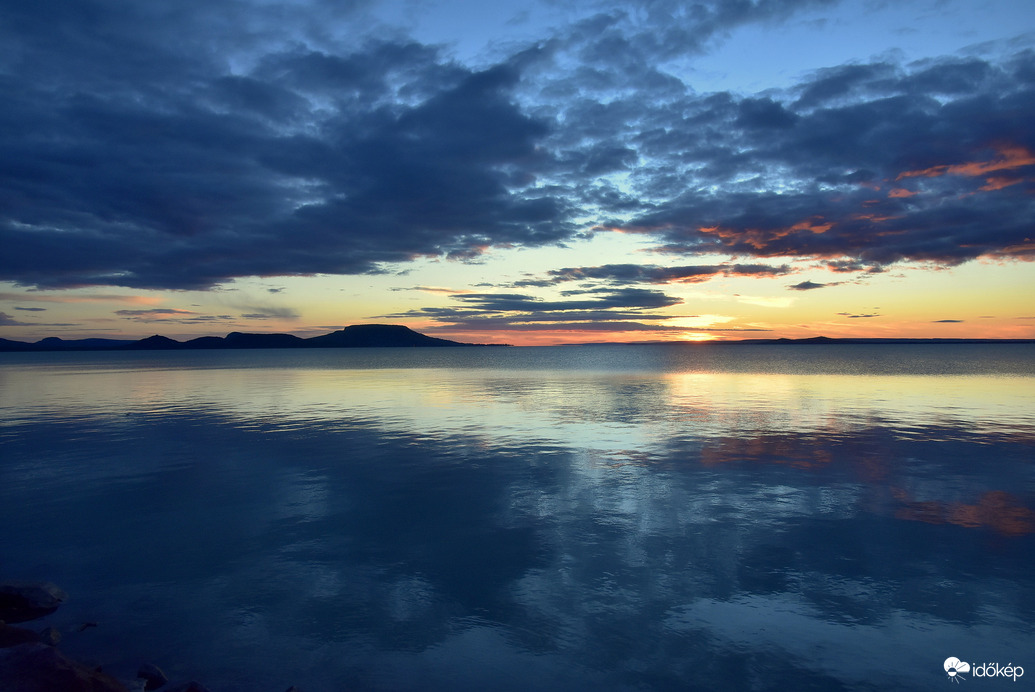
[0,0,1032,291]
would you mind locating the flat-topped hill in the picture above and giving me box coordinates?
[0,324,481,352]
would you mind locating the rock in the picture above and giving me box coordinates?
[0,622,40,648]
[0,642,129,692]
[0,582,68,623]
[165,682,211,692]
[137,662,169,690]
[38,626,61,646]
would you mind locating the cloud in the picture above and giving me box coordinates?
[393,286,476,295]
[382,286,693,335]
[0,311,77,327]
[239,306,300,320]
[543,263,792,285]
[932,319,964,323]
[0,3,574,290]
[0,293,162,305]
[115,308,199,318]
[604,53,1035,267]
[14,307,47,311]
[453,287,680,312]
[114,307,238,324]
[0,0,1031,293]
[422,320,769,333]
[788,281,828,290]
[0,311,34,327]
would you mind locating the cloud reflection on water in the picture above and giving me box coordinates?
[0,347,1033,691]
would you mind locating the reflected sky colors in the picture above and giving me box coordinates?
[1,346,1034,691]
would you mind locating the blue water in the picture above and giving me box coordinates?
[1,344,1033,691]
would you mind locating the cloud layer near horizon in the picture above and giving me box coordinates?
[1,0,1032,292]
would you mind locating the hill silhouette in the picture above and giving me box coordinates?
[0,324,482,352]
[2,330,1030,352]
[307,324,467,348]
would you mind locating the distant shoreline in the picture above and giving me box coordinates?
[1,325,1032,353]
[0,323,500,352]
[564,337,1035,346]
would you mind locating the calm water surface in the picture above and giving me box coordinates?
[1,344,1033,691]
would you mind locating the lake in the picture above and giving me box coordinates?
[1,344,1033,691]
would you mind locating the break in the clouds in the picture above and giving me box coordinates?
[0,0,1033,292]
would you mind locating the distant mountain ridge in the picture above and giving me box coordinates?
[0,324,486,352]
[1,329,1031,352]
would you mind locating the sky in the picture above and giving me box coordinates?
[1,0,1033,345]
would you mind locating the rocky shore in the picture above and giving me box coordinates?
[0,581,301,692]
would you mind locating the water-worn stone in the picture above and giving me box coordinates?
[38,626,61,646]
[0,642,128,692]
[164,682,211,692]
[0,622,40,648]
[0,582,68,623]
[121,679,147,692]
[138,662,169,690]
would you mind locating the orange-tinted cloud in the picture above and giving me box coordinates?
[697,217,832,251]
[896,144,1035,189]
[0,292,163,306]
[979,176,1023,192]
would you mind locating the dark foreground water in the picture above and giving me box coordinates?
[1,344,1033,691]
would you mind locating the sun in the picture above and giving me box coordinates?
[678,332,720,342]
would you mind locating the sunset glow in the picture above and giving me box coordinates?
[0,0,1032,346]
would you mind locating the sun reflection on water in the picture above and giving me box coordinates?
[0,346,1033,690]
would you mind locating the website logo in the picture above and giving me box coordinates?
[945,657,971,683]
[944,657,1025,683]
